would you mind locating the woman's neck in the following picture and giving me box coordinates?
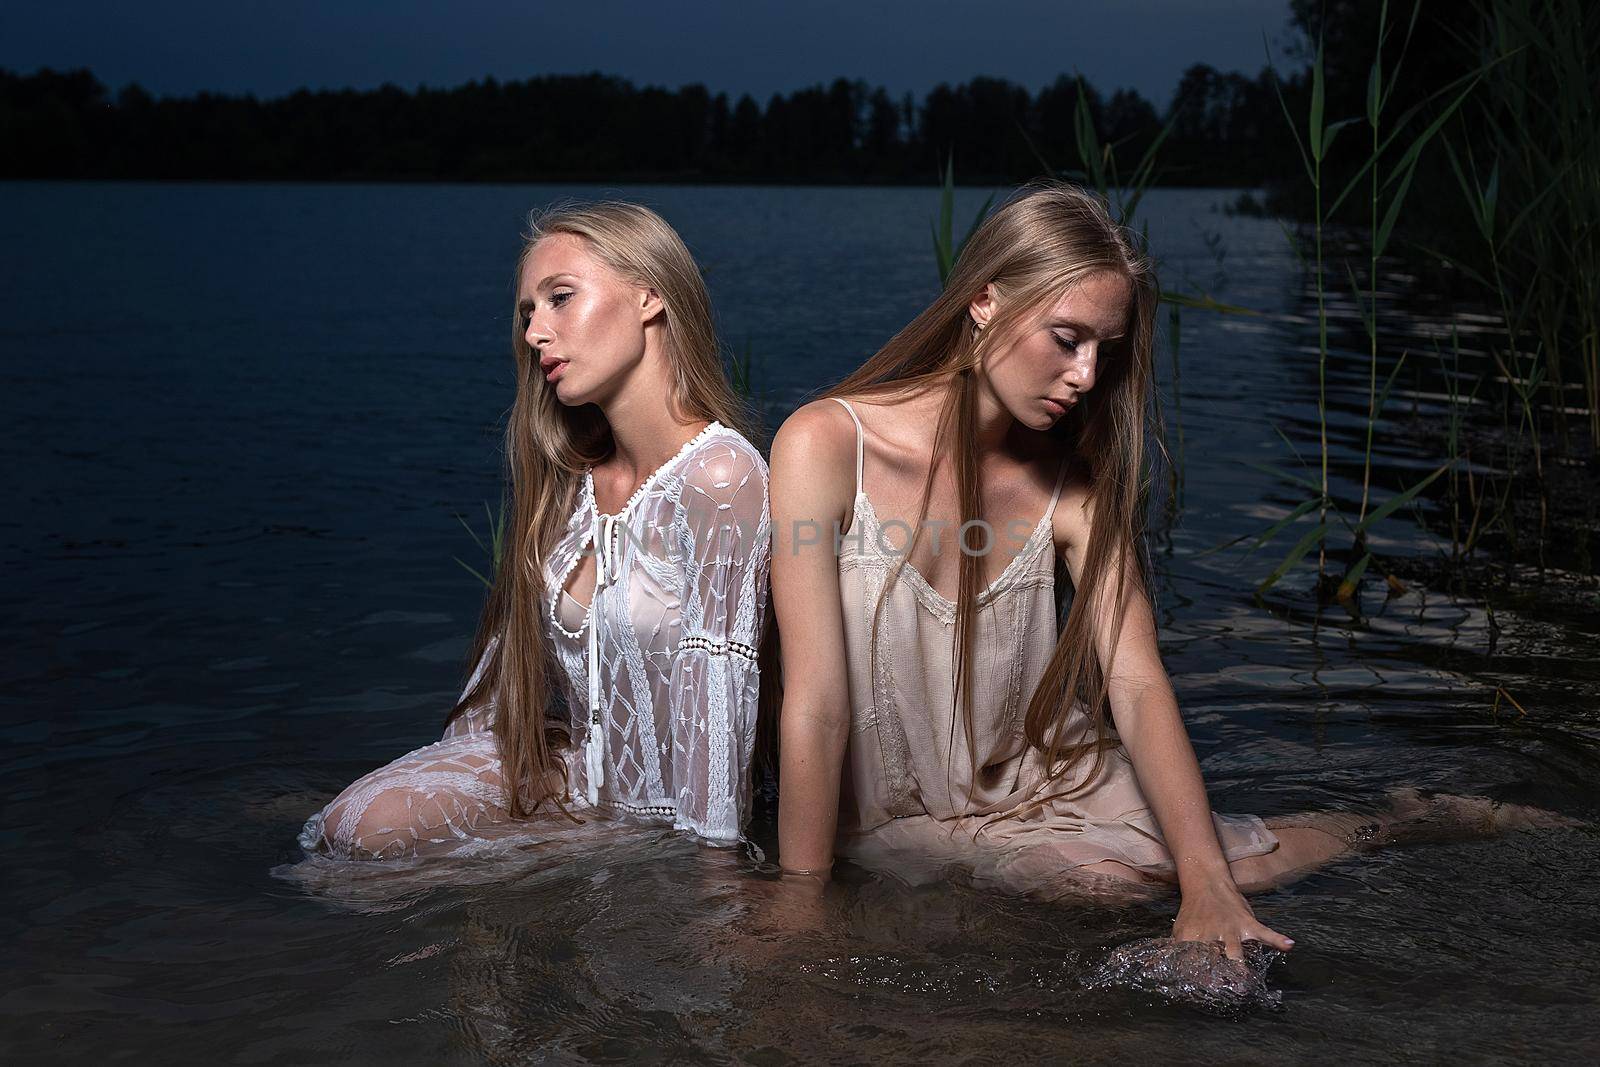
[912,371,1020,459]
[595,342,708,485]
[969,372,1018,455]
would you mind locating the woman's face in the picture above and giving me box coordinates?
[518,233,659,407]
[971,269,1132,431]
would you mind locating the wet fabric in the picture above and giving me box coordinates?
[300,421,771,859]
[826,397,1280,889]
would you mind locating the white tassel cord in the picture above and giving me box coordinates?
[584,511,622,805]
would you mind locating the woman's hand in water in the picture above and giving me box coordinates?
[758,869,832,935]
[723,869,834,973]
[1171,879,1293,960]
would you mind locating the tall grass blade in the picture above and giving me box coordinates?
[1257,522,1330,596]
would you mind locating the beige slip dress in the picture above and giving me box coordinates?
[827,397,1280,897]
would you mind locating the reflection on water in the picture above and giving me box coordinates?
[2,182,1596,1063]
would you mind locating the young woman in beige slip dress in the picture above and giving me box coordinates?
[769,180,1576,962]
[822,393,1283,894]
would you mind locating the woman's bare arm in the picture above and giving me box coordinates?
[1055,481,1292,957]
[770,401,858,874]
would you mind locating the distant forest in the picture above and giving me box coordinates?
[1,64,1307,187]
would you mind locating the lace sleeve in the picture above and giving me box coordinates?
[665,437,770,843]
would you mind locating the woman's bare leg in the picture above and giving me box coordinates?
[1226,818,1366,892]
[1072,789,1582,896]
[1228,789,1581,893]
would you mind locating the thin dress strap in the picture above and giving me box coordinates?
[1044,455,1070,519]
[828,397,866,499]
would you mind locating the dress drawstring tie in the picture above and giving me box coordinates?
[584,510,624,805]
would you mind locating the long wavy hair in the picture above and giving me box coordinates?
[819,179,1160,805]
[444,200,760,818]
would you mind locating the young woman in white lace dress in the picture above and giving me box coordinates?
[299,201,770,861]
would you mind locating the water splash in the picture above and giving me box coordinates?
[1081,937,1286,1014]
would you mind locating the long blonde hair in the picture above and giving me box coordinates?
[820,179,1159,803]
[444,200,758,818]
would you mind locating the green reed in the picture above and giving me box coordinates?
[1256,0,1595,600]
[1381,0,1600,581]
[1245,2,1488,601]
[454,496,508,590]
[931,153,996,287]
[1461,0,1600,454]
[730,335,760,404]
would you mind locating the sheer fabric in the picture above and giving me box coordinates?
[299,421,771,860]
[824,398,1280,892]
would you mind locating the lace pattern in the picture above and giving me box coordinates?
[300,423,771,860]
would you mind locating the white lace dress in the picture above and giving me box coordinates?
[299,421,771,860]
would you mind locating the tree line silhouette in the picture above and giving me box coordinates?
[1,64,1309,187]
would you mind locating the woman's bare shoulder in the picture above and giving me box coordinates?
[772,398,858,466]
[1051,464,1097,556]
[769,398,859,513]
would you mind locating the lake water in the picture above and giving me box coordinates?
[2,181,1596,1063]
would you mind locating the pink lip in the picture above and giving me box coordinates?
[542,360,567,383]
[1042,397,1073,417]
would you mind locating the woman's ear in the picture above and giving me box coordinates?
[639,285,665,323]
[968,283,997,329]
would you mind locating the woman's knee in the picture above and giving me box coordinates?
[1225,821,1357,892]
[1077,859,1148,882]
[315,787,418,859]
[1065,859,1171,900]
[308,737,518,860]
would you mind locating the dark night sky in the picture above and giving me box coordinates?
[1,0,1304,108]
